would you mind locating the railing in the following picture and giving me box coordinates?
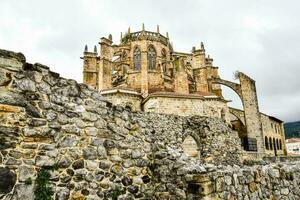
[124,31,169,46]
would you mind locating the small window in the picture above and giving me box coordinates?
[269,138,273,150]
[265,137,269,150]
[170,68,174,77]
[133,48,141,70]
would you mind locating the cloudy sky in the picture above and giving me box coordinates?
[0,0,299,122]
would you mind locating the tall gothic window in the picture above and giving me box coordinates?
[161,49,167,74]
[148,46,156,70]
[133,48,141,70]
[265,136,269,150]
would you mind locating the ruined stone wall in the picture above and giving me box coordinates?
[102,93,142,112]
[0,49,299,200]
[143,96,230,123]
[239,73,264,153]
[184,161,300,199]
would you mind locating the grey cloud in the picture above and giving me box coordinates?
[0,0,299,122]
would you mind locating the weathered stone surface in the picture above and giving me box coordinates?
[55,187,70,200]
[35,155,55,166]
[82,147,97,160]
[18,165,35,182]
[10,184,34,200]
[0,167,16,194]
[28,118,47,127]
[122,176,133,186]
[59,135,78,147]
[15,78,36,92]
[97,146,107,159]
[72,159,84,170]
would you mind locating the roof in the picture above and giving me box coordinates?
[142,91,228,104]
[286,138,300,143]
[100,88,141,96]
[269,116,283,123]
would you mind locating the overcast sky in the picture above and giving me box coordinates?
[0,0,299,122]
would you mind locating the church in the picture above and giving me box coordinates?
[82,25,286,158]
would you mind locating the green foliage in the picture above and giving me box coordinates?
[25,177,32,185]
[284,121,300,139]
[112,189,120,200]
[34,167,54,200]
[121,33,132,44]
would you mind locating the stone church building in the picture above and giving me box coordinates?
[82,25,286,158]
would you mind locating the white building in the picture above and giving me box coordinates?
[286,138,300,155]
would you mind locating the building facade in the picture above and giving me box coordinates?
[82,25,286,157]
[286,138,300,155]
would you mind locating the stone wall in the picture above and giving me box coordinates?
[101,91,142,112]
[261,114,286,156]
[143,95,230,123]
[0,49,299,200]
[229,107,286,156]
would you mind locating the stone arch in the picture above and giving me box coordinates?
[209,72,264,153]
[229,108,245,126]
[230,113,247,150]
[210,77,243,100]
[181,134,200,159]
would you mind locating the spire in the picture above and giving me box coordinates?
[128,27,131,34]
[201,42,205,50]
[157,25,160,33]
[108,34,113,41]
[94,45,97,53]
[142,23,145,31]
[166,32,169,39]
[84,45,88,52]
[120,32,123,42]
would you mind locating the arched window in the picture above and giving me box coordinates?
[148,46,156,70]
[273,138,276,150]
[269,137,273,150]
[181,135,199,158]
[161,49,167,59]
[133,48,141,70]
[161,49,167,74]
[280,140,282,150]
[265,137,269,150]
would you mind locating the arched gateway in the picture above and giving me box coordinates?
[209,72,264,153]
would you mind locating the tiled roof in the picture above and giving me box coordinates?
[286,138,300,143]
